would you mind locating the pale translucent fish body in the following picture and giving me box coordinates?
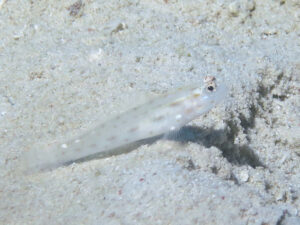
[22,80,227,172]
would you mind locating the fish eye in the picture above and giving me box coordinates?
[207,86,214,91]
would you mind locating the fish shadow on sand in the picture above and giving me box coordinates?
[166,125,265,168]
[75,124,265,169]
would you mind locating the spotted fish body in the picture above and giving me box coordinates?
[23,78,227,172]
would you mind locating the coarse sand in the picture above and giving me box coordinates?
[0,0,299,224]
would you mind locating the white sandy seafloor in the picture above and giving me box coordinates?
[0,0,299,224]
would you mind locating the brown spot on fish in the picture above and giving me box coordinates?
[90,144,97,148]
[169,100,183,107]
[107,136,117,141]
[185,107,194,114]
[153,115,164,122]
[129,127,138,132]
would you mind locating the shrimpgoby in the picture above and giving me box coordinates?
[22,76,227,172]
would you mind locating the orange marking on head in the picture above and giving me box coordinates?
[193,93,201,98]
